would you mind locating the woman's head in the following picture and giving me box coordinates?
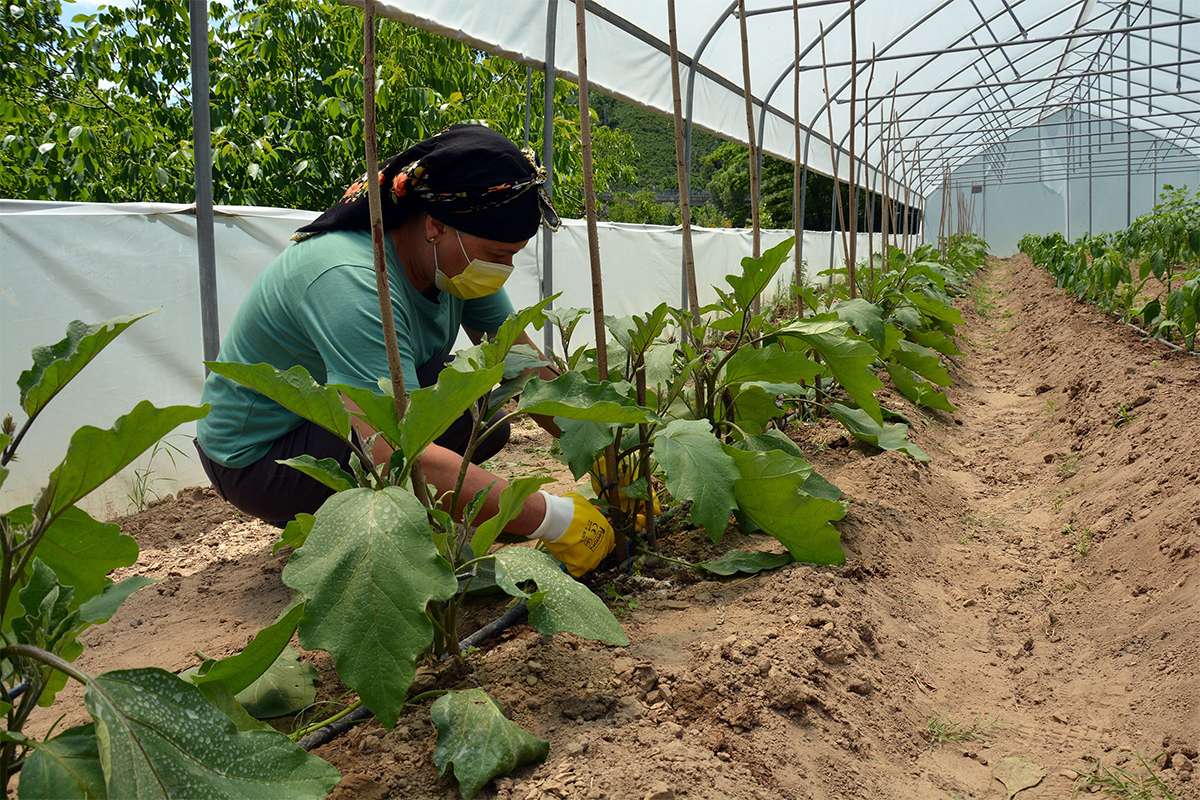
[294,123,558,245]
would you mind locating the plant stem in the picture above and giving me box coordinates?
[290,698,364,741]
[639,549,698,571]
[634,360,656,549]
[0,645,89,686]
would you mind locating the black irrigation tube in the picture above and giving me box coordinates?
[297,601,530,751]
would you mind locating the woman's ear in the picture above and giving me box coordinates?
[423,213,446,244]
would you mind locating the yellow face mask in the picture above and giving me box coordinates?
[433,229,514,300]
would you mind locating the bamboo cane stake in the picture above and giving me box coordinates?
[362,1,405,411]
[362,0,432,504]
[818,22,850,274]
[575,0,622,528]
[791,0,804,311]
[860,47,876,297]
[736,0,761,300]
[879,103,890,263]
[667,0,699,315]
[575,2,608,380]
[845,0,858,298]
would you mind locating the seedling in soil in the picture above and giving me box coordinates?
[1114,403,1138,428]
[1058,454,1081,479]
[924,714,997,746]
[1063,524,1095,558]
[604,584,641,617]
[126,434,189,512]
[1075,755,1179,800]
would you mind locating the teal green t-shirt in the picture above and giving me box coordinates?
[197,230,514,467]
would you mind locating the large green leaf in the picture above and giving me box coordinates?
[907,327,961,357]
[731,384,786,434]
[192,602,305,696]
[828,402,929,461]
[893,340,952,386]
[84,668,339,798]
[519,372,652,424]
[833,299,886,352]
[334,384,403,447]
[42,402,209,520]
[18,724,106,800]
[276,455,355,492]
[273,514,314,554]
[492,546,627,646]
[282,487,457,726]
[19,313,150,420]
[780,327,883,424]
[886,362,955,413]
[400,364,504,461]
[726,237,795,309]
[431,689,549,800]
[906,290,963,328]
[234,646,318,720]
[652,419,739,543]
[482,296,555,367]
[554,419,614,480]
[725,449,846,565]
[720,344,821,387]
[77,576,153,624]
[206,362,349,440]
[471,476,555,556]
[4,505,137,604]
[697,550,793,576]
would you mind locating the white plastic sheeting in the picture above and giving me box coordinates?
[1,200,889,517]
[367,1,1200,197]
[922,110,1200,255]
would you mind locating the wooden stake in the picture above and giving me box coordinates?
[736,0,761,273]
[362,0,428,501]
[667,0,699,315]
[845,0,858,298]
[575,0,622,536]
[575,1,608,379]
[819,22,850,272]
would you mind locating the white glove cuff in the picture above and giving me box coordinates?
[528,491,574,543]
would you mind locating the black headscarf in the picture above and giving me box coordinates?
[293,123,559,244]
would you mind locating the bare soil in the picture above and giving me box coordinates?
[36,255,1199,799]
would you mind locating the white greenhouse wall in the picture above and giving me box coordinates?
[922,111,1200,257]
[1,201,900,517]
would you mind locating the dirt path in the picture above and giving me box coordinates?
[32,255,1197,799]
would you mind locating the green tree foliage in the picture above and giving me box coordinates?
[0,0,636,217]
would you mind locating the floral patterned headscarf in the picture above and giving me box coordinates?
[293,123,558,244]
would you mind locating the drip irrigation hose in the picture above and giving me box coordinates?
[297,601,529,751]
[3,681,28,702]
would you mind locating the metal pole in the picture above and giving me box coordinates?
[1065,109,1072,238]
[1126,2,1133,225]
[1088,106,1093,234]
[188,0,219,365]
[541,0,558,356]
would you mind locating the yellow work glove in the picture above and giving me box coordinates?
[529,491,615,577]
[590,453,661,527]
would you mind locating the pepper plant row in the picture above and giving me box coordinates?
[1019,185,1200,350]
[0,231,985,799]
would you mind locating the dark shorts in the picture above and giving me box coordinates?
[195,356,510,527]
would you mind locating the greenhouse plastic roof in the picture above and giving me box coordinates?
[368,0,1200,199]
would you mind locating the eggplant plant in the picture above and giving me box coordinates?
[0,314,340,799]
[206,297,637,798]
